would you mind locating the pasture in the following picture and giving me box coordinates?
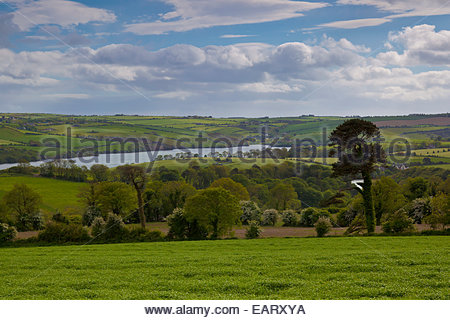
[0,236,448,299]
[0,175,84,213]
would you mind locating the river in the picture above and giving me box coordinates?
[0,144,266,170]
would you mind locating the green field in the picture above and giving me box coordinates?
[2,113,449,165]
[0,236,448,299]
[0,175,85,213]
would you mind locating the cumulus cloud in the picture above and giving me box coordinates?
[1,28,450,114]
[8,0,116,31]
[377,25,450,66]
[125,0,328,35]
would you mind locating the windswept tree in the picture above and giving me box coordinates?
[329,119,385,233]
[116,165,148,228]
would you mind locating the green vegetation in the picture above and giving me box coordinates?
[0,237,448,299]
[0,175,85,212]
[1,113,449,165]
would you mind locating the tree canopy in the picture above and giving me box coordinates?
[184,187,241,239]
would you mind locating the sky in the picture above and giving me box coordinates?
[1,0,450,117]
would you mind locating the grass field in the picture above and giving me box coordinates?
[0,236,448,299]
[0,175,85,213]
[2,113,449,165]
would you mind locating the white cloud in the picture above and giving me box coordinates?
[8,0,116,31]
[125,0,328,35]
[42,93,89,99]
[377,25,450,66]
[323,1,450,30]
[337,0,450,17]
[320,18,390,29]
[2,27,450,115]
[154,91,194,100]
[220,34,255,38]
[238,81,303,93]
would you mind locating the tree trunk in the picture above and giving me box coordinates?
[136,189,146,228]
[362,170,375,234]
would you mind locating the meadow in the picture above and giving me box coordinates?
[0,175,84,213]
[0,236,448,299]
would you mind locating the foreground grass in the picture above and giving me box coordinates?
[0,236,448,299]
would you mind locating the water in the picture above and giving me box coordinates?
[0,144,266,170]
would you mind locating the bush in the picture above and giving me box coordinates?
[315,217,332,237]
[52,211,69,224]
[336,208,351,227]
[261,209,278,226]
[91,217,106,238]
[0,223,17,243]
[240,201,262,225]
[167,208,208,240]
[166,208,187,240]
[281,210,299,226]
[103,213,128,241]
[245,221,261,239]
[382,209,415,234]
[68,215,82,225]
[29,212,45,231]
[38,222,91,243]
[424,193,450,230]
[300,208,329,227]
[127,227,165,242]
[82,206,102,226]
[16,211,45,231]
[407,198,432,224]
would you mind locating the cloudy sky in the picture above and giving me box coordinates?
[1,0,450,116]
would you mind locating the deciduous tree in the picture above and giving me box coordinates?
[184,187,241,239]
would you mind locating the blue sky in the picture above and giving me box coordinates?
[1,0,450,116]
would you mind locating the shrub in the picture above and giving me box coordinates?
[144,230,165,242]
[261,209,278,226]
[103,213,128,241]
[16,211,45,231]
[336,208,351,227]
[127,227,165,242]
[382,209,415,234]
[281,210,299,226]
[424,193,450,230]
[91,217,106,238]
[167,208,207,240]
[52,211,69,224]
[68,215,82,225]
[82,206,102,226]
[0,223,17,243]
[38,222,91,243]
[300,208,329,227]
[167,208,187,240]
[315,217,332,237]
[29,212,45,231]
[407,198,432,224]
[245,221,261,239]
[240,201,262,225]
